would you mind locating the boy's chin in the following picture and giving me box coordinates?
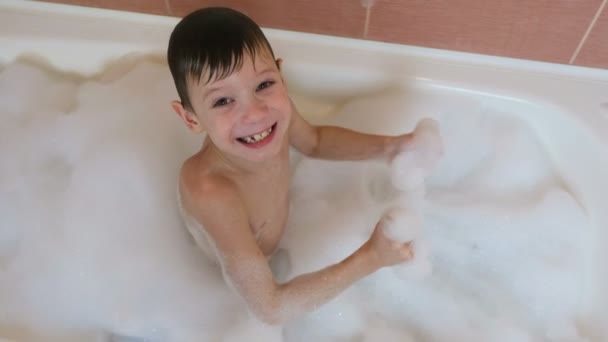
[237,145,282,163]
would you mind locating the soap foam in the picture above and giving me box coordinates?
[0,60,593,341]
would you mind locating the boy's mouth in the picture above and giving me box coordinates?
[236,123,277,147]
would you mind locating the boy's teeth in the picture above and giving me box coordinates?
[240,126,274,144]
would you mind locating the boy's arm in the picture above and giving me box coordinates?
[288,102,412,161]
[189,176,408,325]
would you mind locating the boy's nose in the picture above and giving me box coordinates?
[241,98,268,124]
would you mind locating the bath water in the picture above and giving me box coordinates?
[0,59,591,341]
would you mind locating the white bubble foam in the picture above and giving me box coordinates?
[222,315,282,342]
[390,118,443,192]
[380,207,432,278]
[0,60,594,341]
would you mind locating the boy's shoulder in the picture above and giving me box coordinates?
[180,156,241,211]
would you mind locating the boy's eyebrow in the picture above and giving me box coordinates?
[202,66,277,99]
[202,85,223,100]
[258,67,277,75]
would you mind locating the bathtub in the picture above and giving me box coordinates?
[1,0,607,340]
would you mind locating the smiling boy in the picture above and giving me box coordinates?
[168,7,441,325]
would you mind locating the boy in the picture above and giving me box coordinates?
[168,7,441,325]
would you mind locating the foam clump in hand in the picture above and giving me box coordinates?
[381,207,421,242]
[381,117,442,278]
[380,207,432,278]
[391,118,443,192]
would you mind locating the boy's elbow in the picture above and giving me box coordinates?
[293,126,321,158]
[303,145,320,159]
[251,296,288,326]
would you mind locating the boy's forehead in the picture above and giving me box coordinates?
[190,51,277,88]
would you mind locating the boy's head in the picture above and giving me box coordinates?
[168,7,276,111]
[167,7,292,162]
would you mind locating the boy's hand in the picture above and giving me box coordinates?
[389,118,443,163]
[363,218,414,269]
[387,119,444,191]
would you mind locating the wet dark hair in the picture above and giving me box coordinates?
[167,7,276,111]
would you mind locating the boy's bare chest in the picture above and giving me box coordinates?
[240,172,290,256]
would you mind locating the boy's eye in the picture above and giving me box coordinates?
[213,98,233,108]
[257,80,275,91]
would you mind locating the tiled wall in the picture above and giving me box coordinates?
[37,0,608,69]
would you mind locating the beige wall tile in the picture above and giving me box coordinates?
[575,3,608,68]
[37,0,169,16]
[168,0,367,38]
[366,0,602,64]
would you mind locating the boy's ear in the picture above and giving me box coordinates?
[276,58,283,71]
[171,100,205,134]
[276,58,287,86]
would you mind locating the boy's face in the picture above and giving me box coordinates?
[173,51,291,164]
